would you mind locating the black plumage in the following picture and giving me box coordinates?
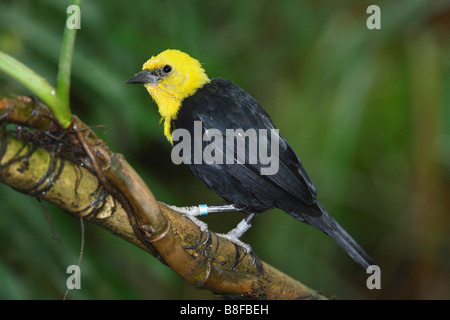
[173,78,374,270]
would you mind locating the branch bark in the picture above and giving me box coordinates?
[0,96,326,300]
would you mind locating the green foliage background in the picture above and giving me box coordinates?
[0,0,448,299]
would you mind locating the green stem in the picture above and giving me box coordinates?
[0,51,63,118]
[56,0,82,127]
[0,1,82,127]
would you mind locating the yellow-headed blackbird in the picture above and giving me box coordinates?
[126,49,374,270]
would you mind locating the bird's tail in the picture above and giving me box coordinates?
[298,201,375,271]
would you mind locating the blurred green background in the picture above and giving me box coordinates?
[0,0,449,299]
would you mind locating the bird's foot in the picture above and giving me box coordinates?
[217,232,253,253]
[162,203,204,216]
[217,215,255,253]
[187,215,210,233]
[162,202,256,253]
[161,202,209,231]
[161,202,243,232]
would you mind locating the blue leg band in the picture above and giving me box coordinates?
[199,204,208,216]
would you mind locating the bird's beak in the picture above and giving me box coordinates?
[125,69,158,85]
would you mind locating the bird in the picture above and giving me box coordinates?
[125,49,374,270]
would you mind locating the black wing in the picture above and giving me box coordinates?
[175,78,320,216]
[175,78,375,269]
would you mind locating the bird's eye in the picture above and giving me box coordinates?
[162,65,172,73]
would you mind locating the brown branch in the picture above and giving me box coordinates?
[0,96,326,300]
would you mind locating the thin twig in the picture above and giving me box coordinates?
[37,197,61,241]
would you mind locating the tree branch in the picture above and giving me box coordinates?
[0,96,326,300]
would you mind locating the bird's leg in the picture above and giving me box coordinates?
[162,203,240,216]
[162,201,255,252]
[161,203,241,232]
[226,213,256,239]
[217,213,256,253]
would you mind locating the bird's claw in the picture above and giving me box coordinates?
[217,232,253,254]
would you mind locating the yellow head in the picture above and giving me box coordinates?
[126,49,210,142]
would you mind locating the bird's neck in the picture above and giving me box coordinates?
[144,85,180,143]
[146,78,209,143]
